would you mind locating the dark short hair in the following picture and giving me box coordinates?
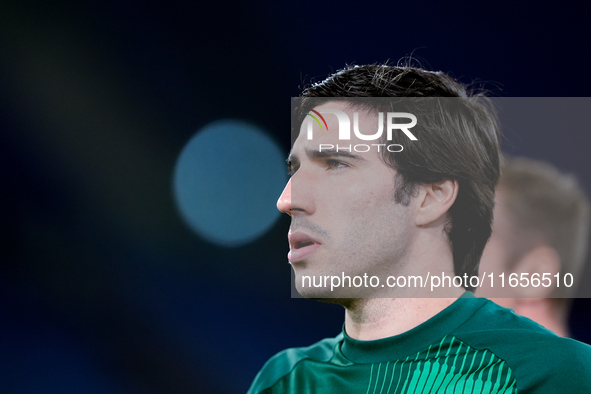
[498,157,590,298]
[298,64,502,289]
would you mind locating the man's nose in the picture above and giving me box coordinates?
[276,179,292,215]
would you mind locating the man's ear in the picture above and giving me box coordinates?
[415,179,459,226]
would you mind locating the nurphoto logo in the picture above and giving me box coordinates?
[301,107,417,152]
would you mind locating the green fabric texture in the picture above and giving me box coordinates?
[248,293,591,393]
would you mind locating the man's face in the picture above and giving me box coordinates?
[277,102,416,298]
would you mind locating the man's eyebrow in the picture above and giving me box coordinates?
[304,148,367,161]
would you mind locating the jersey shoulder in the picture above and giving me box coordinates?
[247,334,341,394]
[455,298,591,391]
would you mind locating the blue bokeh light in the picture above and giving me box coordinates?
[173,120,287,247]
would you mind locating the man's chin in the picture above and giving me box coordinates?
[295,284,379,301]
[295,285,333,299]
[298,290,357,308]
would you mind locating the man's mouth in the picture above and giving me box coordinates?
[288,232,321,263]
[296,241,315,249]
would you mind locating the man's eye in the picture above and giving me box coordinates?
[326,160,347,169]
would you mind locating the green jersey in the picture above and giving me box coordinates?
[248,292,591,393]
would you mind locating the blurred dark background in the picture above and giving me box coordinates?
[1,1,590,393]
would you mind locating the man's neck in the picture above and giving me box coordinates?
[340,226,463,341]
[343,292,464,341]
